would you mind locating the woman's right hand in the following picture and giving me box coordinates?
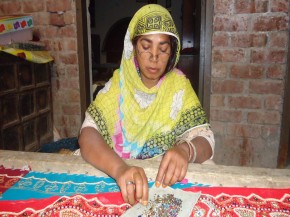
[114,164,149,206]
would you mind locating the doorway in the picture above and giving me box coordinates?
[77,0,213,118]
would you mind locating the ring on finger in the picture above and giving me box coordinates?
[126,181,135,186]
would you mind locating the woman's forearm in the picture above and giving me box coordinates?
[78,127,128,180]
[191,136,213,163]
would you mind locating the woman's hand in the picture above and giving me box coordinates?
[114,164,149,206]
[155,143,189,188]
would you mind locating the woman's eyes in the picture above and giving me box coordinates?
[160,48,169,53]
[141,45,169,53]
[141,45,150,50]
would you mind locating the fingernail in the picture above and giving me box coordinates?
[155,181,161,188]
[142,200,148,206]
[139,198,142,203]
[162,183,167,188]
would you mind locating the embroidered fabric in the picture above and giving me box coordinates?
[79,118,215,160]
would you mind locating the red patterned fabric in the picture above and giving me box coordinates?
[186,187,290,217]
[0,165,29,196]
[0,186,289,216]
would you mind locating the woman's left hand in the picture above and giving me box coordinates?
[155,143,189,188]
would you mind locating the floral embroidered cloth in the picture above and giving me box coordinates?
[0,186,289,216]
[0,165,289,216]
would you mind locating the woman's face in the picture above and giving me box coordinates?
[135,34,171,88]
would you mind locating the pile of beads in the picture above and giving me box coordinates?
[141,193,182,217]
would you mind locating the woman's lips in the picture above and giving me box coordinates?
[147,67,159,74]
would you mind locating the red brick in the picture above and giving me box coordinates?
[249,80,284,95]
[60,79,79,89]
[235,0,255,13]
[47,0,72,12]
[32,12,51,25]
[212,32,229,47]
[209,121,226,135]
[66,65,79,78]
[0,1,21,15]
[214,0,234,14]
[226,124,261,138]
[213,49,246,62]
[23,1,44,12]
[59,25,77,37]
[253,15,288,31]
[67,90,80,103]
[220,136,253,167]
[265,95,283,110]
[211,109,243,122]
[59,53,78,65]
[55,65,66,77]
[268,50,287,63]
[211,94,225,107]
[212,63,228,78]
[231,33,252,47]
[60,38,77,51]
[252,33,267,47]
[271,0,288,12]
[231,65,264,79]
[251,49,267,63]
[62,104,81,115]
[267,65,285,79]
[68,116,81,128]
[214,15,248,31]
[261,125,280,140]
[269,32,288,48]
[42,26,59,38]
[254,0,269,13]
[50,13,65,27]
[53,114,66,126]
[64,11,76,25]
[247,111,281,124]
[228,96,262,109]
[212,80,244,93]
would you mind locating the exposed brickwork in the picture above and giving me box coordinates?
[211,0,289,168]
[0,0,81,138]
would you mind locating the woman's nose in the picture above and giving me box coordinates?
[150,48,159,62]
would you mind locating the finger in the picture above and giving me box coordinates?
[168,165,181,186]
[119,183,129,204]
[162,159,176,187]
[126,180,136,205]
[140,171,149,206]
[155,154,170,187]
[178,164,188,182]
[133,172,143,201]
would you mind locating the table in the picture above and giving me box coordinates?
[0,150,289,216]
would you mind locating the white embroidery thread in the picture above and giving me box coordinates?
[134,89,156,109]
[170,89,184,119]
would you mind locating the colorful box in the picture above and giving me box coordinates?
[0,15,34,45]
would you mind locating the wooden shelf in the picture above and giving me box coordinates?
[0,52,53,151]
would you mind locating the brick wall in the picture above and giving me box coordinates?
[0,0,81,138]
[211,0,289,168]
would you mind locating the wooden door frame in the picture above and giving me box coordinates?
[199,0,213,117]
[76,0,91,121]
[277,38,290,168]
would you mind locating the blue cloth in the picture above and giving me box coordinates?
[1,170,208,200]
[39,137,79,153]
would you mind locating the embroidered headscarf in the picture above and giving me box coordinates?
[87,4,208,159]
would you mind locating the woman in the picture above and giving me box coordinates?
[78,4,215,206]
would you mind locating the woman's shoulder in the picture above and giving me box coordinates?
[168,68,190,85]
